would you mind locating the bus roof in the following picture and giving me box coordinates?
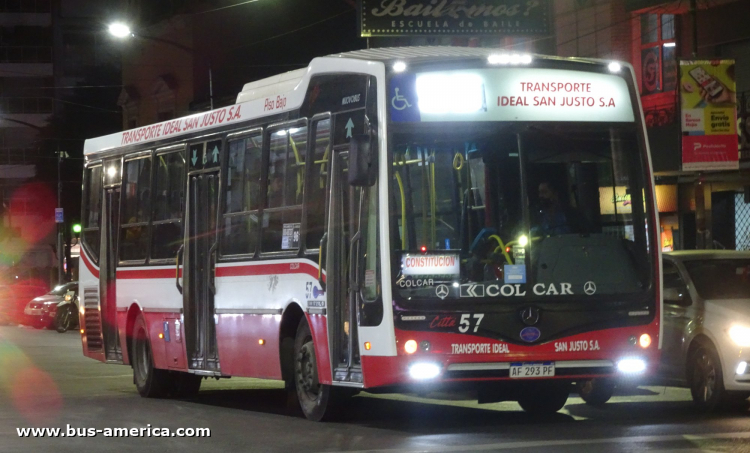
[84,47,628,157]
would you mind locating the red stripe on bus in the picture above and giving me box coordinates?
[217,262,324,282]
[111,261,323,281]
[80,250,100,278]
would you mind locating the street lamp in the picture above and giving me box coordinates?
[108,22,132,38]
[107,21,214,109]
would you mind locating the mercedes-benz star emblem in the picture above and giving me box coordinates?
[435,284,450,300]
[584,281,597,296]
[520,307,540,326]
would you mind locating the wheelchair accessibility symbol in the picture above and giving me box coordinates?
[391,88,412,111]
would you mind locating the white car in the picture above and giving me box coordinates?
[661,251,750,410]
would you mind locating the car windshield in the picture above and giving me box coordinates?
[49,283,75,296]
[683,259,750,299]
[390,122,654,302]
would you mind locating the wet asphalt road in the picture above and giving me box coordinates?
[1,326,748,453]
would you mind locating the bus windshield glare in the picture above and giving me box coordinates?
[390,122,654,302]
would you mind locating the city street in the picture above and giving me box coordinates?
[1,326,748,453]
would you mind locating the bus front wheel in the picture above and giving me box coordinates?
[293,318,344,421]
[132,315,171,398]
[576,378,615,407]
[517,383,569,414]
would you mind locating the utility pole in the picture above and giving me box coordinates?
[689,0,707,248]
[690,0,698,57]
[57,147,64,283]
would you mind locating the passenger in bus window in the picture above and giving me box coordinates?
[267,173,284,208]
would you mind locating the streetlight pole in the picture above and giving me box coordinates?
[108,22,214,110]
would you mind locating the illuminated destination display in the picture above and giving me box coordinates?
[390,68,635,123]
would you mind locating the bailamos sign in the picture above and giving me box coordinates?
[359,0,550,37]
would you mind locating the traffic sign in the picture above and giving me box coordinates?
[55,208,64,223]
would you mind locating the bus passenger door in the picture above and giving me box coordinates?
[184,155,221,373]
[326,149,362,383]
[100,159,122,362]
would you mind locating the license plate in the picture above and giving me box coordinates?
[25,309,41,316]
[509,362,555,379]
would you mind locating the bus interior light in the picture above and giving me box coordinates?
[409,362,440,380]
[617,358,646,373]
[608,62,622,73]
[487,54,532,65]
[404,339,418,354]
[639,333,652,348]
[393,61,407,73]
[416,73,485,114]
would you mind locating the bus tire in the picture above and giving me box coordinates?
[132,315,171,398]
[293,318,340,421]
[518,383,569,414]
[171,372,202,398]
[576,378,615,407]
[55,305,76,333]
[688,342,726,411]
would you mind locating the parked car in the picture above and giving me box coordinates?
[660,251,750,410]
[0,284,49,325]
[23,282,78,330]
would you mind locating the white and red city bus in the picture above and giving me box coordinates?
[79,47,661,420]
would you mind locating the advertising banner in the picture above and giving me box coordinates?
[359,0,550,37]
[680,60,739,171]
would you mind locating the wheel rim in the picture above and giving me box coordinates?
[296,340,319,400]
[134,330,150,384]
[60,310,71,329]
[694,351,717,403]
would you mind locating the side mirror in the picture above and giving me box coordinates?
[349,134,376,187]
[663,287,690,306]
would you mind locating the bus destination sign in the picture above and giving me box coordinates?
[359,0,551,37]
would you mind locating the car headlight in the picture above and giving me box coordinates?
[65,294,72,301]
[728,325,750,347]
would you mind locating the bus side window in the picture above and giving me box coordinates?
[151,151,185,260]
[82,165,102,262]
[305,118,330,251]
[262,125,307,253]
[120,155,152,262]
[222,133,262,256]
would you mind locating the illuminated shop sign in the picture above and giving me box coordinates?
[359,0,551,37]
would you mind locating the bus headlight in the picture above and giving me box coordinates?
[728,325,750,347]
[409,362,440,380]
[617,358,646,374]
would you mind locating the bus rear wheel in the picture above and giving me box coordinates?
[132,315,171,398]
[518,383,569,414]
[293,319,343,421]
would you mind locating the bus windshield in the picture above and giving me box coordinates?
[390,122,654,303]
